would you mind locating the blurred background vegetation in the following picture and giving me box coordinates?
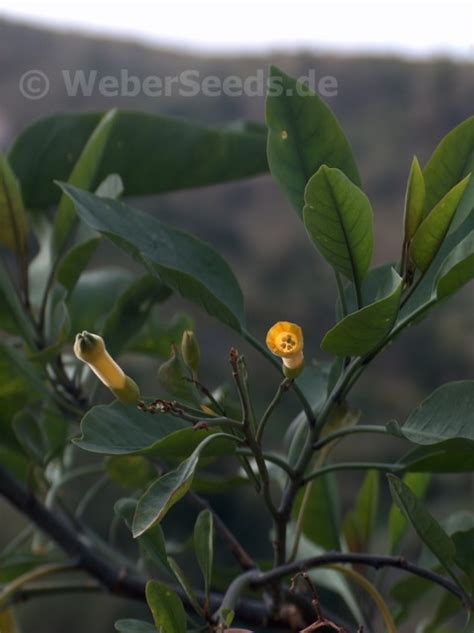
[0,18,473,632]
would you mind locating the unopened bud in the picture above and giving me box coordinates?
[74,331,140,405]
[181,330,200,376]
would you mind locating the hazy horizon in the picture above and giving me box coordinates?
[1,0,473,59]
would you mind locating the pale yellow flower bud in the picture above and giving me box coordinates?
[74,331,140,404]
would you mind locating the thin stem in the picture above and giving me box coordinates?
[236,449,296,478]
[183,378,226,416]
[311,425,389,452]
[216,570,257,622]
[231,349,279,542]
[45,463,105,508]
[256,378,291,444]
[243,331,317,429]
[303,461,403,484]
[188,492,256,572]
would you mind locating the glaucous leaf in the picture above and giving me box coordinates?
[133,433,234,537]
[59,185,245,331]
[401,439,474,473]
[75,401,234,459]
[401,381,474,444]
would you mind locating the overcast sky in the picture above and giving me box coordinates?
[1,0,473,58]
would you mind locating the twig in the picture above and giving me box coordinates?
[242,331,317,429]
[256,378,292,444]
[188,491,256,572]
[303,462,403,485]
[249,552,470,608]
[311,425,389,452]
[236,449,296,478]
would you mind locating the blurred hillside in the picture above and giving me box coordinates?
[1,18,473,633]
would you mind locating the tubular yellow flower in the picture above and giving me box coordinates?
[266,321,304,378]
[74,331,140,404]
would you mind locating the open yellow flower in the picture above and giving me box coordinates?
[266,321,304,377]
[74,331,140,404]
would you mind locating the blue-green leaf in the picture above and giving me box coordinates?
[59,185,245,331]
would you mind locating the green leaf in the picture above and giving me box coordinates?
[388,473,430,553]
[53,110,117,255]
[114,498,171,573]
[167,558,204,617]
[115,619,156,633]
[401,439,474,473]
[343,470,379,553]
[321,269,402,357]
[401,381,474,445]
[0,154,28,255]
[129,312,194,359]
[266,66,360,214]
[56,237,101,295]
[105,456,156,490]
[132,433,233,537]
[59,185,245,331]
[404,156,425,243]
[9,111,267,210]
[146,580,186,633]
[102,274,172,357]
[303,166,374,293]
[387,475,460,589]
[423,116,474,218]
[194,510,214,599]
[0,262,36,346]
[409,175,471,273]
[293,474,341,551]
[75,401,234,459]
[452,529,474,592]
[67,267,133,335]
[435,230,474,299]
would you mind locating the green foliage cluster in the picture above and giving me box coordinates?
[0,66,473,632]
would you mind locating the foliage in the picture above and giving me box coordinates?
[0,66,473,633]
